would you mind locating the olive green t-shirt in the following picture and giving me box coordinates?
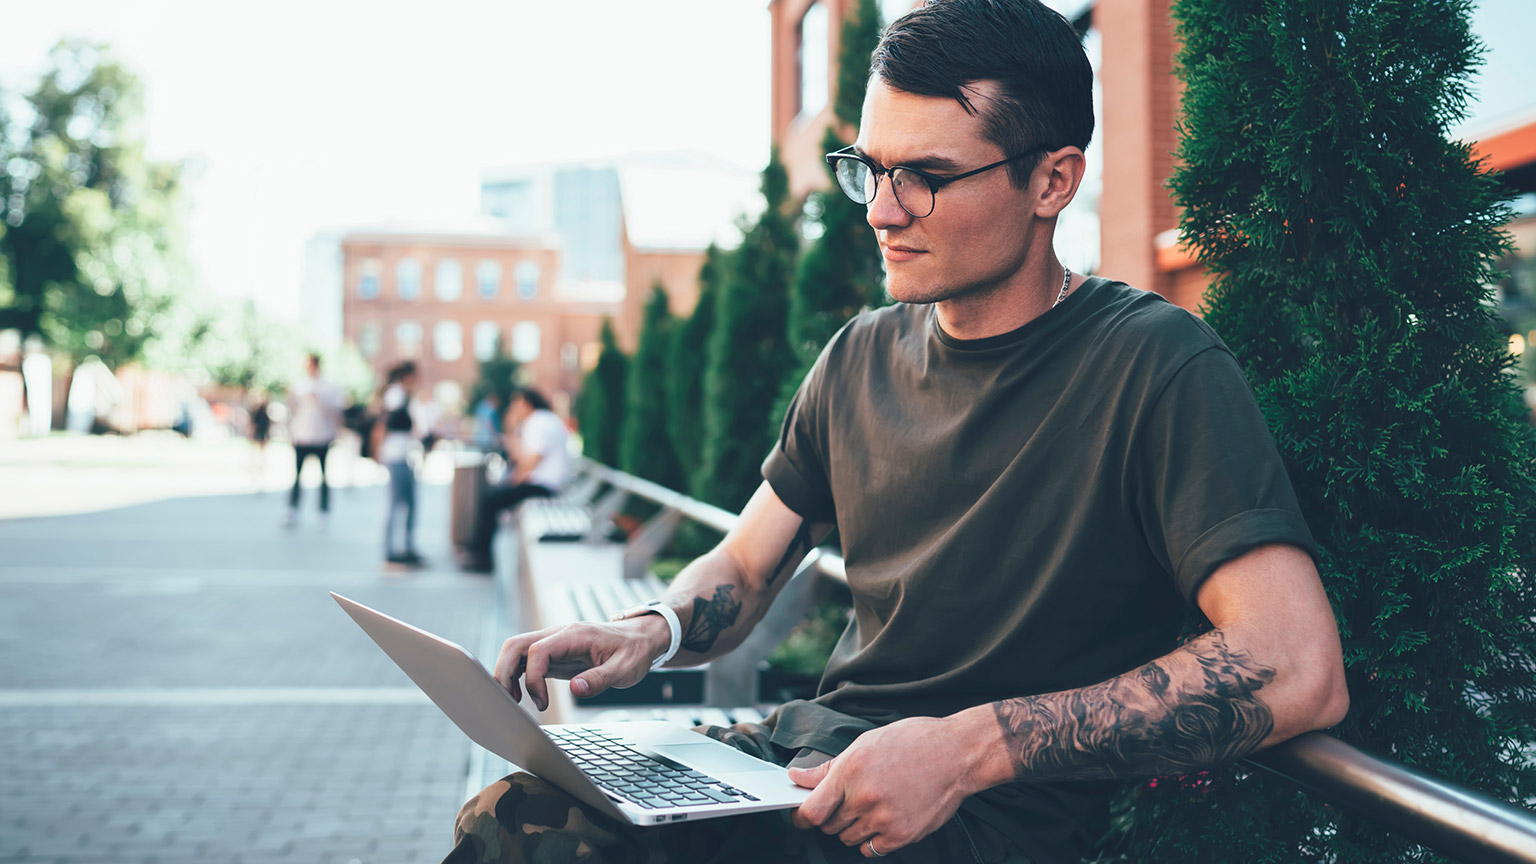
[760,277,1316,862]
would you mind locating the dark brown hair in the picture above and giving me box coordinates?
[871,0,1094,187]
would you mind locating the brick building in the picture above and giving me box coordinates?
[339,155,759,419]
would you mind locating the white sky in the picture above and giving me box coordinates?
[0,0,775,320]
[0,0,1530,322]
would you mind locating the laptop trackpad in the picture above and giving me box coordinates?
[649,742,781,776]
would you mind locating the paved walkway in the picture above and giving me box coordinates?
[0,437,496,864]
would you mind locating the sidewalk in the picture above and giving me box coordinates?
[0,436,494,864]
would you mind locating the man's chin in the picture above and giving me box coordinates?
[885,277,955,306]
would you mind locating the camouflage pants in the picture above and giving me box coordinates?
[443,723,1033,864]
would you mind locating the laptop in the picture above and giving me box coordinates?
[332,593,811,825]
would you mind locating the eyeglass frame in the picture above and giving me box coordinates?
[824,145,1046,218]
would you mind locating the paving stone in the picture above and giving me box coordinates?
[0,472,489,864]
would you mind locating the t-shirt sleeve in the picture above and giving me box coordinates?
[1134,347,1318,604]
[762,346,837,524]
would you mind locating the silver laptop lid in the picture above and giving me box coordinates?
[330,593,628,822]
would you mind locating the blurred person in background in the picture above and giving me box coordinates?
[373,361,425,567]
[460,388,570,574]
[248,396,272,488]
[284,353,345,527]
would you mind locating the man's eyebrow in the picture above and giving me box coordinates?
[852,146,965,173]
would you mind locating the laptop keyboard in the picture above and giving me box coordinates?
[547,728,761,809]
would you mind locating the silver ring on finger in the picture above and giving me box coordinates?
[868,838,886,857]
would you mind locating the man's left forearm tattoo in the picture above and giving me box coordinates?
[680,585,742,653]
[992,630,1276,782]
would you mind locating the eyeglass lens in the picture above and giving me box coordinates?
[834,158,934,218]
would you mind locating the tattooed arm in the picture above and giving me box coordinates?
[661,482,827,662]
[963,544,1349,786]
[790,544,1349,854]
[495,482,829,708]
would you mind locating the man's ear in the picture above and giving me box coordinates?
[1034,147,1086,219]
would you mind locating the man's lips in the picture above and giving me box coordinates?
[881,243,927,262]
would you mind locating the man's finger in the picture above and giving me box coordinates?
[493,636,533,701]
[788,759,833,789]
[524,640,553,712]
[571,661,614,698]
[791,778,844,831]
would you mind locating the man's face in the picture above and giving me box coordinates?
[856,80,1041,305]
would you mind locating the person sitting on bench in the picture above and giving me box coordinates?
[461,387,570,574]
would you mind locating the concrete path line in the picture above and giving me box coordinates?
[0,687,430,707]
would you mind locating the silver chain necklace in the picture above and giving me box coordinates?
[1052,267,1072,309]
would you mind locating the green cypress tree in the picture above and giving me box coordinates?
[668,245,723,498]
[1101,1,1536,861]
[699,151,799,510]
[466,334,520,417]
[619,283,683,487]
[576,319,628,467]
[777,0,888,423]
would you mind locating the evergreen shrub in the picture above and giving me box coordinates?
[1100,0,1536,860]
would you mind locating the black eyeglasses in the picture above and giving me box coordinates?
[825,145,1043,218]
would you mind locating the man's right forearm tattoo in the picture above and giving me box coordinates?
[765,519,815,587]
[680,585,742,653]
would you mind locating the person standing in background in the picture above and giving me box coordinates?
[248,397,272,489]
[284,353,345,527]
[373,361,425,567]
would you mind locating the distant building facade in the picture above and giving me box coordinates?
[339,155,760,419]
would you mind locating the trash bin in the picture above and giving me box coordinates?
[450,452,488,550]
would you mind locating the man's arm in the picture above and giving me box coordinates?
[494,481,830,711]
[792,544,1348,854]
[973,543,1348,783]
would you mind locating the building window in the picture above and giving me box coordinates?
[473,321,502,361]
[435,258,463,302]
[560,341,580,371]
[477,260,501,299]
[797,2,829,120]
[434,321,463,362]
[359,322,381,357]
[358,259,382,299]
[516,260,540,300]
[397,258,422,300]
[511,321,541,363]
[435,380,464,413]
[396,320,423,358]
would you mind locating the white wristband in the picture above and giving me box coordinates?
[647,602,682,670]
[613,600,682,670]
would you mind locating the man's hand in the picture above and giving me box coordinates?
[491,616,670,712]
[788,716,987,858]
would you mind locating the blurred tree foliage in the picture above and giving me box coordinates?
[778,0,887,424]
[577,319,628,466]
[0,40,194,370]
[698,151,799,511]
[466,333,522,416]
[620,283,683,489]
[668,245,722,499]
[1097,0,1536,860]
[191,299,303,399]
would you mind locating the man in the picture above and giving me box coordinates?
[284,353,344,527]
[448,2,1347,861]
[461,388,571,574]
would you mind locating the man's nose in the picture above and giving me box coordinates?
[866,176,914,232]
